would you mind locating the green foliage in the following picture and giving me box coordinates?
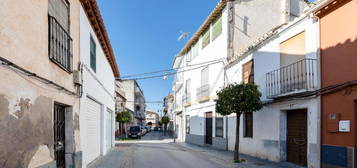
[215,83,263,116]
[116,111,132,123]
[161,116,170,125]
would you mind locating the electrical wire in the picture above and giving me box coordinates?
[120,59,224,80]
[119,58,225,79]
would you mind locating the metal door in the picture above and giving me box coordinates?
[54,104,66,168]
[287,109,307,166]
[205,112,212,144]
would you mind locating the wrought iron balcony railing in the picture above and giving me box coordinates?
[48,15,73,72]
[266,58,317,98]
[196,84,210,102]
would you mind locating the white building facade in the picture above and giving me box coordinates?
[79,2,119,166]
[226,14,320,167]
[172,0,309,151]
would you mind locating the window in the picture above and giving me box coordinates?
[201,66,209,86]
[215,117,223,137]
[185,79,191,95]
[48,0,72,72]
[191,42,199,60]
[201,30,210,49]
[243,60,254,84]
[186,115,190,134]
[244,112,253,138]
[212,16,222,41]
[90,36,97,72]
[280,31,306,67]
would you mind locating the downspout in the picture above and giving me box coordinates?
[281,0,290,24]
[225,0,235,150]
[312,13,322,168]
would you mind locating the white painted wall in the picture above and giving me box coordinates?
[180,8,228,140]
[225,16,320,167]
[79,6,115,167]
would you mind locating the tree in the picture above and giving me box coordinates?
[215,83,263,161]
[116,111,132,138]
[161,116,170,136]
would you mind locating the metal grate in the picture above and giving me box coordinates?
[49,15,73,72]
[54,104,66,168]
[266,59,317,98]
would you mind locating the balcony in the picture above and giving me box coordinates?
[266,59,317,98]
[183,93,191,107]
[196,84,210,102]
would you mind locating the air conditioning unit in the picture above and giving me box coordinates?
[73,70,82,85]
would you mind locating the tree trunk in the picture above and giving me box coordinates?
[234,113,241,161]
[124,123,128,138]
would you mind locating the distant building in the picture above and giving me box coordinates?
[121,80,146,126]
[115,80,127,137]
[145,111,160,127]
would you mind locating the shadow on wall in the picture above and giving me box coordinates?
[0,95,54,168]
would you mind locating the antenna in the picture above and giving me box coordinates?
[178,31,190,41]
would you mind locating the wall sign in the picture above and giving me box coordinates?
[339,120,350,132]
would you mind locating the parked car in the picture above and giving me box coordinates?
[144,126,151,132]
[153,126,159,131]
[141,126,147,135]
[128,126,142,139]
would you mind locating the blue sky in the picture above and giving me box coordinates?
[98,0,220,114]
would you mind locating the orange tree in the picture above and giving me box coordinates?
[215,83,262,161]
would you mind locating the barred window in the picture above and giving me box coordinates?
[48,0,72,72]
[186,115,190,134]
[215,117,223,137]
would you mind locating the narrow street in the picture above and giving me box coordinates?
[89,131,305,168]
[89,131,232,168]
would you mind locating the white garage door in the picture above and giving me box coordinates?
[85,97,101,164]
[106,109,113,151]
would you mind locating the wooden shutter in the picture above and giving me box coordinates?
[280,32,306,67]
[243,60,254,84]
[244,112,253,137]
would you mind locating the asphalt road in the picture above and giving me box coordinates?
[89,131,232,168]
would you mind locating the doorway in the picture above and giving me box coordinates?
[287,109,307,166]
[205,112,212,144]
[54,104,66,168]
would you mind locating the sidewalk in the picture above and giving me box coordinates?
[174,143,305,168]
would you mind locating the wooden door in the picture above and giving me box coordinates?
[287,109,307,166]
[205,112,212,144]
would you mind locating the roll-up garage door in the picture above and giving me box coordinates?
[86,97,101,164]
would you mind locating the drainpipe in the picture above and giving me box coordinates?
[312,14,322,168]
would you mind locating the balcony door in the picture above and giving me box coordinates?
[279,31,307,93]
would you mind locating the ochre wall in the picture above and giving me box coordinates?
[320,0,357,147]
[0,0,81,167]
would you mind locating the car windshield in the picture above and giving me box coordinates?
[130,126,140,132]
